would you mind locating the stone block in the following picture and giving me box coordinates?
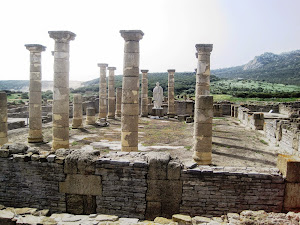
[59,174,102,196]
[147,152,170,180]
[284,183,300,211]
[145,202,161,221]
[172,214,192,224]
[277,154,300,182]
[167,161,182,180]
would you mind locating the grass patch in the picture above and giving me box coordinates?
[184,146,192,151]
[71,141,78,146]
[260,139,268,145]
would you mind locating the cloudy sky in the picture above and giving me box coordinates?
[0,0,299,81]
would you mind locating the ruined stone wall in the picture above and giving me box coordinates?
[0,149,286,220]
[175,100,194,116]
[243,104,279,113]
[279,102,300,116]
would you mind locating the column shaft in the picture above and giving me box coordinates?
[72,94,83,128]
[193,44,213,165]
[140,70,149,117]
[167,69,175,117]
[115,87,122,117]
[98,64,108,120]
[49,31,76,150]
[120,30,144,152]
[25,44,46,143]
[0,92,8,146]
[107,67,116,119]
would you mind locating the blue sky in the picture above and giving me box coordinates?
[0,0,299,81]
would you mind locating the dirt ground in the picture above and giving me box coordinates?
[7,116,279,168]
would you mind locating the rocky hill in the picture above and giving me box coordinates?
[212,50,300,85]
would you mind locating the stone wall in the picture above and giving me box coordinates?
[279,102,300,116]
[0,146,287,220]
[237,107,264,130]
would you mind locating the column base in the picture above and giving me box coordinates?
[52,140,69,150]
[72,119,83,128]
[122,146,138,152]
[192,151,212,165]
[86,116,96,125]
[107,115,115,119]
[115,113,121,117]
[0,137,8,146]
[167,113,175,118]
[28,137,43,143]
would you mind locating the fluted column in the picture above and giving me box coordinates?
[115,87,122,117]
[49,30,76,150]
[0,92,8,146]
[140,70,149,117]
[167,69,175,118]
[107,67,116,119]
[25,44,46,143]
[98,63,108,121]
[120,30,144,152]
[72,94,83,128]
[193,44,213,165]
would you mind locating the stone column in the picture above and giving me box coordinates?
[140,70,149,117]
[0,92,8,146]
[72,94,83,128]
[86,107,96,125]
[167,69,175,118]
[115,87,122,117]
[98,63,108,121]
[107,67,116,119]
[25,44,46,143]
[49,31,76,150]
[120,30,144,152]
[193,44,213,165]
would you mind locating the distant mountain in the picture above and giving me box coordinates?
[212,50,300,85]
[0,80,83,92]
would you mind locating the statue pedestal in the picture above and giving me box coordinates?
[152,108,163,118]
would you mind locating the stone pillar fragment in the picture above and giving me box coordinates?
[193,44,213,165]
[0,92,8,146]
[167,69,175,118]
[115,87,122,117]
[98,63,108,121]
[25,44,46,143]
[120,30,144,152]
[49,31,76,150]
[72,94,83,128]
[107,67,116,119]
[86,107,96,125]
[140,70,149,117]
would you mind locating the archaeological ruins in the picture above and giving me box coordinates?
[0,30,300,224]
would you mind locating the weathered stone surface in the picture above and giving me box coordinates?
[172,214,192,224]
[94,214,118,221]
[147,152,170,180]
[284,183,300,211]
[277,154,300,182]
[192,216,211,224]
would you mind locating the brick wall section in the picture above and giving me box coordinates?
[180,166,285,217]
[0,158,66,213]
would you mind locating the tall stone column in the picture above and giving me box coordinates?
[107,67,116,119]
[72,94,83,128]
[0,92,8,146]
[140,70,149,117]
[25,44,46,143]
[49,31,76,150]
[98,63,108,121]
[193,44,213,165]
[167,69,175,118]
[115,87,122,117]
[120,30,144,152]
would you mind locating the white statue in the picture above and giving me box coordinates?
[153,82,163,109]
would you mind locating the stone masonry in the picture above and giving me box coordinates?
[140,70,149,117]
[25,44,46,143]
[115,87,122,117]
[98,63,108,121]
[120,30,144,152]
[72,94,83,128]
[107,67,116,119]
[193,44,213,165]
[0,92,8,146]
[167,69,175,118]
[49,30,76,150]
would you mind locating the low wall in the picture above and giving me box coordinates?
[0,145,286,220]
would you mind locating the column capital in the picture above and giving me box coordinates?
[167,69,175,73]
[107,67,116,70]
[141,70,149,73]
[25,44,46,52]
[48,31,76,43]
[120,30,144,41]
[195,44,213,53]
[98,63,108,68]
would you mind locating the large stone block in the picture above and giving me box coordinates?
[60,174,102,196]
[145,202,161,221]
[147,152,170,180]
[277,154,300,182]
[284,183,300,211]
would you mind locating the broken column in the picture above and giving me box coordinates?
[193,44,213,165]
[98,63,108,121]
[120,30,144,152]
[167,69,175,118]
[72,94,83,128]
[25,44,46,143]
[0,92,8,146]
[49,31,76,150]
[115,87,122,117]
[107,67,116,119]
[86,107,96,125]
[140,70,149,117]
